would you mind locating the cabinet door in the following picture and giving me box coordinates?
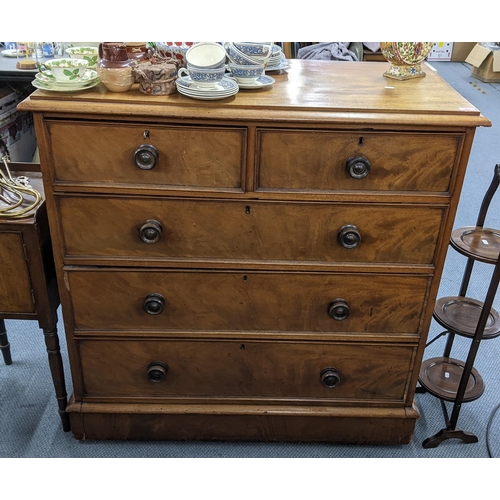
[0,232,34,313]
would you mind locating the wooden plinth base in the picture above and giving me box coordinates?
[67,402,420,444]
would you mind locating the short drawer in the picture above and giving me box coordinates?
[68,269,430,334]
[257,129,462,193]
[46,120,246,190]
[79,338,416,401]
[57,195,445,265]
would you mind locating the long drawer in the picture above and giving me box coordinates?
[257,129,462,193]
[67,269,430,333]
[57,195,445,265]
[46,121,246,190]
[78,338,416,401]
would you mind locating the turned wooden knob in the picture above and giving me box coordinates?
[140,220,163,244]
[338,224,361,249]
[143,293,165,315]
[346,156,371,179]
[328,299,350,321]
[134,144,159,170]
[147,361,169,382]
[320,367,341,388]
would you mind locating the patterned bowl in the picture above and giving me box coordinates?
[227,62,265,84]
[42,58,89,82]
[65,46,99,68]
[178,64,226,88]
[380,42,434,80]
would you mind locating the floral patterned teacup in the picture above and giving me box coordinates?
[41,58,89,82]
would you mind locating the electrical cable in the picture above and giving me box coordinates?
[0,154,42,218]
[486,401,500,457]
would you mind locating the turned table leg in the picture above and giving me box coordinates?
[43,321,71,432]
[0,319,12,365]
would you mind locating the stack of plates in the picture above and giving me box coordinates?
[266,45,289,72]
[32,69,100,92]
[176,76,239,100]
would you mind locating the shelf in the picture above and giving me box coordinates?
[450,226,500,263]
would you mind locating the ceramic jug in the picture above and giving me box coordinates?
[97,42,134,92]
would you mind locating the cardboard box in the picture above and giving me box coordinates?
[465,43,500,83]
[427,42,453,61]
[0,83,37,162]
[451,42,476,61]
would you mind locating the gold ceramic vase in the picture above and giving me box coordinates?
[380,42,434,80]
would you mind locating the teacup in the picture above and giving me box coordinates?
[41,58,89,82]
[178,65,226,88]
[227,62,264,84]
[65,46,99,68]
[185,42,226,69]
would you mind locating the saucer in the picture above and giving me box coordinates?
[266,54,289,72]
[1,49,20,57]
[227,74,275,89]
[32,78,100,93]
[36,69,99,87]
[176,76,239,100]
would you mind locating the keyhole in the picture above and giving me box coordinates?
[144,130,150,139]
[240,344,245,350]
[358,137,364,146]
[243,275,248,282]
[245,206,251,214]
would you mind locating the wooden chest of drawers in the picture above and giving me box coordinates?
[19,60,490,443]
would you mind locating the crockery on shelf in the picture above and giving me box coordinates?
[176,75,239,100]
[35,69,99,87]
[41,58,89,82]
[178,65,226,88]
[226,73,275,89]
[227,62,265,84]
[65,46,99,68]
[185,42,226,69]
[31,78,100,92]
[97,42,134,93]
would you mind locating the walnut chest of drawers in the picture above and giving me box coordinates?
[19,60,490,443]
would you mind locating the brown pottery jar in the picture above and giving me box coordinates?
[97,42,134,92]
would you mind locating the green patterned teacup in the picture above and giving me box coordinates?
[41,58,89,82]
[65,46,99,68]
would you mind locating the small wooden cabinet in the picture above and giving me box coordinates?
[0,164,69,431]
[19,60,490,443]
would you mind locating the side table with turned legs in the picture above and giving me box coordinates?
[0,162,70,432]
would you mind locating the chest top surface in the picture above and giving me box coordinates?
[18,60,490,127]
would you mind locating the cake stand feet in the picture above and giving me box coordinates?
[422,427,479,448]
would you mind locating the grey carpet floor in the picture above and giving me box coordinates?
[1,61,500,458]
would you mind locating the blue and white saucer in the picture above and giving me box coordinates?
[176,76,239,100]
[226,74,275,89]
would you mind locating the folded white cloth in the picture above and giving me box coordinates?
[363,42,381,52]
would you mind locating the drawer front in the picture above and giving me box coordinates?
[47,121,245,190]
[0,232,34,313]
[257,129,462,192]
[58,195,445,265]
[79,338,415,401]
[68,270,429,333]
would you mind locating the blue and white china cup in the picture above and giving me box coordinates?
[227,62,265,84]
[185,42,226,69]
[178,65,226,88]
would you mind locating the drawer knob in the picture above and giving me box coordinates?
[338,224,361,249]
[134,144,159,170]
[320,367,341,388]
[346,156,371,179]
[140,220,163,244]
[143,293,165,315]
[147,361,169,382]
[328,299,350,321]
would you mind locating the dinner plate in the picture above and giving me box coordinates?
[1,49,22,57]
[266,54,289,72]
[31,78,101,93]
